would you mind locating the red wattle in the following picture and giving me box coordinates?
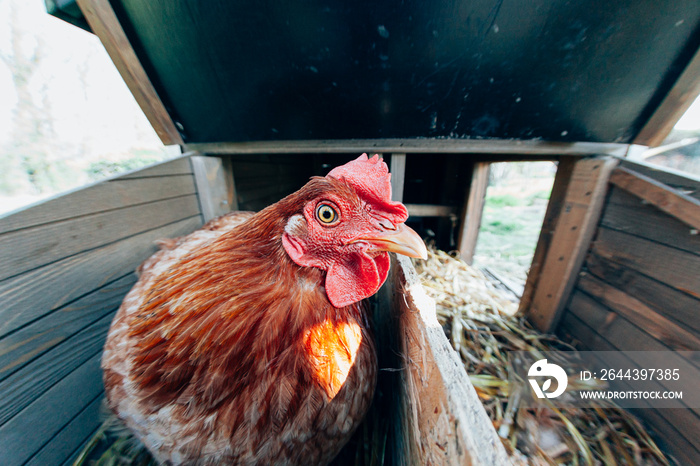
[325,252,390,308]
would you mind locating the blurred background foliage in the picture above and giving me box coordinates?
[0,0,171,214]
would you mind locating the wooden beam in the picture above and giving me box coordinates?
[635,47,700,147]
[190,155,235,222]
[458,163,490,264]
[76,0,183,146]
[188,139,629,156]
[609,166,700,229]
[519,157,576,314]
[619,158,700,198]
[392,256,511,465]
[405,204,457,217]
[389,153,406,202]
[525,156,618,332]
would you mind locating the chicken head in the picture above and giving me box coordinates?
[282,154,427,307]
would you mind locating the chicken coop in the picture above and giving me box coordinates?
[2,0,700,464]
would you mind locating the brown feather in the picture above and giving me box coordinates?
[102,178,377,465]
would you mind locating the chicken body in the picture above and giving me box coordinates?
[102,155,426,465]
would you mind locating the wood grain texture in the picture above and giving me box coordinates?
[405,204,457,217]
[190,155,233,222]
[603,187,700,255]
[389,153,406,203]
[609,166,700,229]
[519,157,576,314]
[559,315,700,464]
[76,0,183,145]
[566,291,700,380]
[0,275,134,381]
[0,354,104,466]
[559,312,700,462]
[0,313,113,426]
[0,217,201,338]
[577,273,700,351]
[592,227,700,298]
[584,252,700,333]
[619,158,700,199]
[118,156,192,178]
[394,256,510,465]
[0,195,200,281]
[527,157,619,331]
[188,139,630,156]
[25,395,104,466]
[458,162,490,264]
[635,47,700,147]
[0,175,195,235]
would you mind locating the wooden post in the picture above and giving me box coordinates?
[190,155,236,222]
[518,157,576,315]
[390,153,406,202]
[523,156,619,332]
[458,162,490,264]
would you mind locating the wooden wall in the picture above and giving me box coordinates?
[0,156,204,466]
[230,154,318,212]
[556,159,700,465]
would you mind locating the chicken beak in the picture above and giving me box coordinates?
[355,224,428,260]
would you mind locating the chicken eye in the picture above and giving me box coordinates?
[315,204,338,225]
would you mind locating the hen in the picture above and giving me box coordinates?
[102,154,427,465]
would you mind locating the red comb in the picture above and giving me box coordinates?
[327,154,408,222]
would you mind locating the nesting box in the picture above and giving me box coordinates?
[2,0,700,464]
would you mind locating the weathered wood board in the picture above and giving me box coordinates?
[555,160,700,465]
[0,157,205,465]
[393,256,511,465]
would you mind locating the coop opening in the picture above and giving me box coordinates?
[471,161,557,301]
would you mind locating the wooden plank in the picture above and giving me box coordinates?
[188,139,630,156]
[603,187,700,255]
[76,0,183,145]
[0,274,133,381]
[519,157,576,314]
[577,273,700,351]
[0,313,113,426]
[393,256,510,465]
[592,227,700,298]
[0,353,104,466]
[619,158,700,199]
[0,195,200,281]
[566,291,700,380]
[221,156,239,212]
[585,251,700,333]
[26,395,104,466]
[118,156,193,179]
[458,162,490,264]
[559,314,700,464]
[635,47,700,147]
[609,166,700,229]
[0,175,196,235]
[526,157,619,331]
[0,216,201,338]
[405,204,457,217]
[389,153,406,203]
[190,155,233,222]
